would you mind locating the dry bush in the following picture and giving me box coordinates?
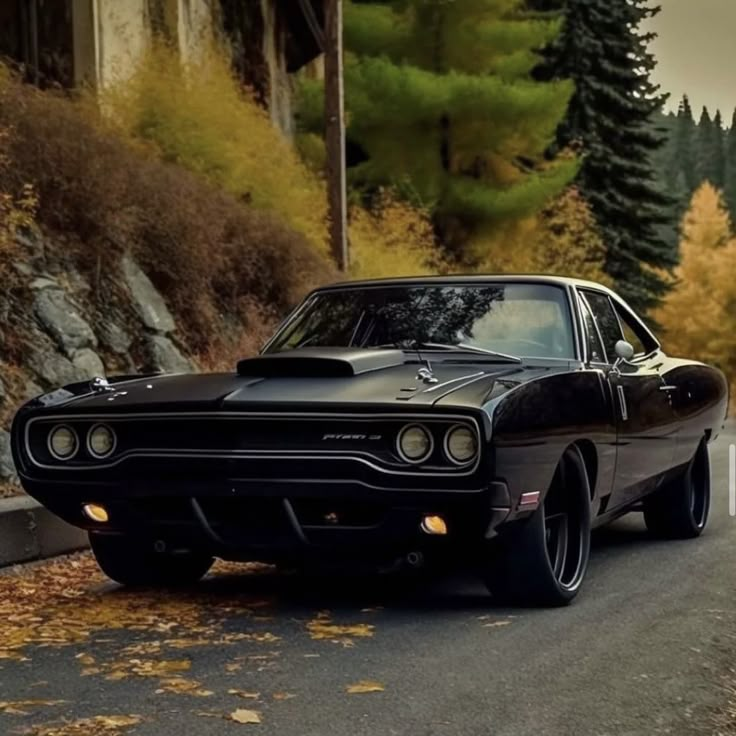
[348,192,447,279]
[101,43,330,256]
[0,70,335,361]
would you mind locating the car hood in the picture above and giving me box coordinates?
[33,348,542,414]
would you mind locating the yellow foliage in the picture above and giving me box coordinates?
[348,192,446,279]
[653,183,736,400]
[0,126,38,269]
[101,43,329,254]
[473,188,610,285]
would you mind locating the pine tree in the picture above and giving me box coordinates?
[671,96,698,193]
[299,0,577,260]
[530,0,675,312]
[724,109,736,219]
[696,107,726,187]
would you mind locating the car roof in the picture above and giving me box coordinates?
[316,274,619,298]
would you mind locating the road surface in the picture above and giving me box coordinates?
[1,424,735,736]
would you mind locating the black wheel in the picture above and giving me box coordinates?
[89,533,213,587]
[482,446,592,607]
[643,440,710,539]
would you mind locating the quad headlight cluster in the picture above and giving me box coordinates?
[46,424,117,462]
[396,423,478,466]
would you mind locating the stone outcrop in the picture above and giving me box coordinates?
[0,232,198,490]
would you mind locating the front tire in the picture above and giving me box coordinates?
[643,440,710,539]
[89,533,213,587]
[482,446,592,607]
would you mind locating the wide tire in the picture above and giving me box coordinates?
[643,440,710,539]
[482,446,592,607]
[89,533,213,587]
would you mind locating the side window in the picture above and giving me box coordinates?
[613,305,656,357]
[579,296,606,363]
[582,291,623,363]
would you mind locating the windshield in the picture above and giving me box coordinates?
[266,283,576,360]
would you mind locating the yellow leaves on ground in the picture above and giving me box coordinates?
[229,708,262,725]
[0,700,65,716]
[101,658,191,682]
[23,715,142,736]
[155,677,213,697]
[345,680,385,694]
[0,554,274,661]
[306,611,375,647]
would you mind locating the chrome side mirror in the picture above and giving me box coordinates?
[612,340,635,374]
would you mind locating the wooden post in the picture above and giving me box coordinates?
[324,0,349,271]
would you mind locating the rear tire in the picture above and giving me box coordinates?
[481,446,592,607]
[643,440,710,539]
[89,533,213,587]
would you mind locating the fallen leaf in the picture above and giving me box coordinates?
[230,708,262,724]
[346,680,385,694]
[228,690,261,700]
[23,714,142,735]
[155,677,213,697]
[482,621,512,628]
[272,692,296,701]
[306,613,374,646]
[0,699,65,715]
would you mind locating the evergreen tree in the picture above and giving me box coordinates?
[724,109,736,218]
[670,96,698,192]
[530,0,674,312]
[696,107,726,187]
[299,0,577,260]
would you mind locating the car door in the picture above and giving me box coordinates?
[580,290,678,508]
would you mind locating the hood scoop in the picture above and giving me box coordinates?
[237,348,406,378]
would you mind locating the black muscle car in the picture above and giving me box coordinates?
[11,276,729,606]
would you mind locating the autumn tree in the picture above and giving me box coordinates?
[477,187,609,285]
[299,0,577,262]
[531,0,674,312]
[654,182,736,393]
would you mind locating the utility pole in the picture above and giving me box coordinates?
[324,0,349,271]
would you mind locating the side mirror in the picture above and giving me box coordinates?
[612,340,635,373]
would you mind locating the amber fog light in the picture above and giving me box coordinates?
[397,424,433,464]
[421,515,448,536]
[48,425,78,460]
[444,426,478,465]
[87,424,116,459]
[83,504,109,523]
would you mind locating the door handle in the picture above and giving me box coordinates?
[659,385,677,393]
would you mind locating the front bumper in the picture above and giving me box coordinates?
[20,475,512,563]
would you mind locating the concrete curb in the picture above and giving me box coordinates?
[0,495,88,568]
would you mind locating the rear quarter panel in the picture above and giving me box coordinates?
[665,359,729,466]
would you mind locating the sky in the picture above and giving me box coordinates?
[645,0,736,120]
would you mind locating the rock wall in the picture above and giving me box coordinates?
[0,229,195,489]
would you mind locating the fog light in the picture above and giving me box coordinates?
[421,515,447,536]
[83,503,109,523]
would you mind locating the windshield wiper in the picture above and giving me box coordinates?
[408,342,522,363]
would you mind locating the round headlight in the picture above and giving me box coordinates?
[445,426,478,465]
[87,424,116,459]
[397,424,433,464]
[48,425,78,460]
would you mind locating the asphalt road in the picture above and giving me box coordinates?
[2,424,736,736]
